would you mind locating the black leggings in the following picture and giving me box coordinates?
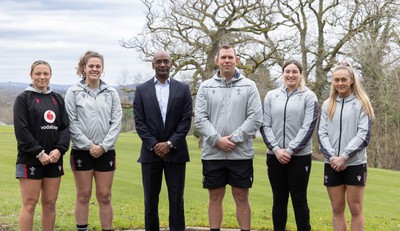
[267,154,312,231]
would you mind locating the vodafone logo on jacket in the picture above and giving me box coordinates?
[44,110,56,123]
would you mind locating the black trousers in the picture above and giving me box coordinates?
[141,162,186,231]
[267,154,312,231]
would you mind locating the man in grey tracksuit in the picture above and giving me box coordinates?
[195,45,262,231]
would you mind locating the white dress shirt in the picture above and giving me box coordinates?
[154,77,170,125]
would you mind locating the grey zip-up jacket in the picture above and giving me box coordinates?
[65,80,122,152]
[260,85,318,156]
[195,71,263,160]
[318,93,372,166]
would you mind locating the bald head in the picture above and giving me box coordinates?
[153,50,170,61]
[152,50,172,82]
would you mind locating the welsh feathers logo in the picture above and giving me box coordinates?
[44,110,56,123]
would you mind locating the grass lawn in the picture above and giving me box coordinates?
[0,125,399,230]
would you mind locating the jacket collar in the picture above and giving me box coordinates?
[25,84,52,94]
[78,79,109,91]
[153,76,171,84]
[336,92,356,102]
[213,70,243,82]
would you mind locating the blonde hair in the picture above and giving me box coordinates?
[30,60,52,76]
[282,59,306,92]
[76,51,104,79]
[326,62,375,120]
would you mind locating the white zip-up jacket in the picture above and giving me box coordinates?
[261,85,318,156]
[65,80,122,152]
[195,71,263,160]
[318,93,372,166]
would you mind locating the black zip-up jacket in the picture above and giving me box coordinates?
[13,86,70,165]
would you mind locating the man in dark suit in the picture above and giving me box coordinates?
[133,50,192,231]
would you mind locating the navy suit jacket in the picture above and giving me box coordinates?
[133,78,192,163]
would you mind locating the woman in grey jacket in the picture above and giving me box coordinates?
[65,51,122,231]
[261,60,318,231]
[318,62,374,231]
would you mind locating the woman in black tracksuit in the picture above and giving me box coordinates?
[13,60,69,231]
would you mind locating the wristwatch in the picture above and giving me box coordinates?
[166,141,174,149]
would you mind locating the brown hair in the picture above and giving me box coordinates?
[217,44,236,57]
[282,59,305,92]
[30,60,52,76]
[76,51,104,78]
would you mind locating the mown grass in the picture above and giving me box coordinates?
[0,125,399,230]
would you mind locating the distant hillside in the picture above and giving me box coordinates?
[0,82,137,125]
[0,82,72,95]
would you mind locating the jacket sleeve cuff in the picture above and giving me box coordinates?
[342,153,350,160]
[272,146,280,153]
[99,144,109,153]
[55,146,67,155]
[211,134,222,147]
[286,148,294,155]
[229,135,238,143]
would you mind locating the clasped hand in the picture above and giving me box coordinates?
[330,156,347,171]
[275,149,291,164]
[38,149,61,165]
[90,144,105,158]
[217,135,236,152]
[154,142,170,161]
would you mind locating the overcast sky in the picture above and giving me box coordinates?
[0,0,153,86]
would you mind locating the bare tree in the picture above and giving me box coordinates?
[120,0,281,93]
[273,0,399,98]
[121,0,400,169]
[347,1,400,169]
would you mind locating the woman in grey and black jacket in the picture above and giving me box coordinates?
[261,60,318,231]
[65,51,122,231]
[318,62,374,231]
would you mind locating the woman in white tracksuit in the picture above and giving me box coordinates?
[318,61,374,231]
[261,60,318,231]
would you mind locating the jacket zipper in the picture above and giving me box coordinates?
[283,92,294,148]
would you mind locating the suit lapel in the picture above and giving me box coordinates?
[147,79,161,115]
[167,79,177,114]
